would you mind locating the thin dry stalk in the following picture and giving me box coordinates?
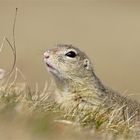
[1,8,18,79]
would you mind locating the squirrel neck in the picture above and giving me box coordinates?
[52,71,106,96]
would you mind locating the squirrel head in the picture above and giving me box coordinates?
[44,44,94,80]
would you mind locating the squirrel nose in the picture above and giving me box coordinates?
[44,51,50,59]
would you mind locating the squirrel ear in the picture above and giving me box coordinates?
[83,59,90,70]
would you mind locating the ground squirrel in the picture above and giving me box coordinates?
[43,44,140,121]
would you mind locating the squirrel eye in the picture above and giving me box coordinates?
[65,51,77,58]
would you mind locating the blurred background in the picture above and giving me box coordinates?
[0,0,140,98]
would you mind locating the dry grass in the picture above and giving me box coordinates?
[0,77,140,140]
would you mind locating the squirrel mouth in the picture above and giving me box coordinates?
[46,62,60,76]
[44,57,59,74]
[46,63,55,70]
